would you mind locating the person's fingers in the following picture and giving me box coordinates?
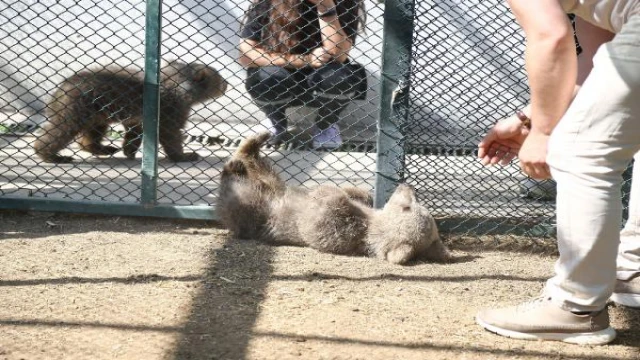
[493,147,517,165]
[479,124,526,166]
[485,146,501,165]
[521,163,552,180]
[521,163,533,178]
[490,150,504,165]
[498,145,519,165]
[487,142,510,165]
[499,152,517,166]
[478,131,496,147]
[478,145,489,161]
[478,146,491,163]
[537,165,552,180]
[481,145,498,165]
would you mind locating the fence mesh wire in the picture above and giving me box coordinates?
[0,0,384,208]
[406,0,551,237]
[407,1,631,237]
[0,0,632,238]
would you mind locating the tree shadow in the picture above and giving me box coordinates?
[167,236,276,360]
[270,272,547,283]
[0,210,220,240]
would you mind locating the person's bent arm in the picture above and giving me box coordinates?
[508,0,577,136]
[518,17,614,116]
[479,13,614,169]
[238,39,309,69]
[315,0,353,63]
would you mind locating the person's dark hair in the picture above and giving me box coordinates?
[243,0,366,54]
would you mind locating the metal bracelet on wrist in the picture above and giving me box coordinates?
[516,110,531,129]
[318,6,338,18]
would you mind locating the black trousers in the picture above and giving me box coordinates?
[245,62,367,132]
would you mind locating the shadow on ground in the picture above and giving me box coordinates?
[0,212,639,360]
[0,209,219,240]
[167,236,276,360]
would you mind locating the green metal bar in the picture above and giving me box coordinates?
[0,197,217,221]
[436,218,556,237]
[141,0,163,206]
[374,0,415,209]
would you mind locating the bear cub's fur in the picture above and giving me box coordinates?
[217,132,451,265]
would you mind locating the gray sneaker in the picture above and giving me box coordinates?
[476,296,616,345]
[312,124,343,150]
[611,275,640,308]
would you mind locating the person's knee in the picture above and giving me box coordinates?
[310,63,366,96]
[245,66,297,102]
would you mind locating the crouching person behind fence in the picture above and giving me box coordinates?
[238,0,367,149]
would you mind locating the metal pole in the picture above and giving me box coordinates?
[374,0,415,208]
[140,0,163,206]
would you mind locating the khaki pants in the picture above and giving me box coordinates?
[545,14,640,312]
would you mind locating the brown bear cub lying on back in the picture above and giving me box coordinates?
[217,132,452,265]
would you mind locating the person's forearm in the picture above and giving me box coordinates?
[519,84,581,119]
[238,40,308,68]
[507,0,577,135]
[525,30,577,135]
[316,1,352,62]
[519,17,614,123]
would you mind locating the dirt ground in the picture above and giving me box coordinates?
[0,210,639,360]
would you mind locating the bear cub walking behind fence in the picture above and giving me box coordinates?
[34,61,228,163]
[217,132,452,265]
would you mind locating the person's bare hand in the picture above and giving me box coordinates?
[306,47,332,68]
[518,129,551,179]
[478,115,529,166]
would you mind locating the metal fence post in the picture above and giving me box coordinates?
[141,0,163,206]
[374,0,416,208]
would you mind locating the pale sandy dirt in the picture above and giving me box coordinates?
[0,210,638,360]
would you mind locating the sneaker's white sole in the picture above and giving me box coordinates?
[311,142,342,150]
[476,316,617,345]
[611,293,640,308]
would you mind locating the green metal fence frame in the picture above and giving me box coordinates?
[0,0,215,219]
[0,0,403,219]
[374,0,414,208]
[0,0,631,239]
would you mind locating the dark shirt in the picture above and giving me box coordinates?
[240,0,360,55]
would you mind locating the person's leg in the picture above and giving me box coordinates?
[245,66,302,141]
[612,153,640,307]
[545,15,640,313]
[307,62,366,149]
[477,15,640,345]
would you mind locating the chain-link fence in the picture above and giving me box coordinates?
[0,0,632,238]
[405,0,550,237]
[406,1,632,237]
[0,0,384,218]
